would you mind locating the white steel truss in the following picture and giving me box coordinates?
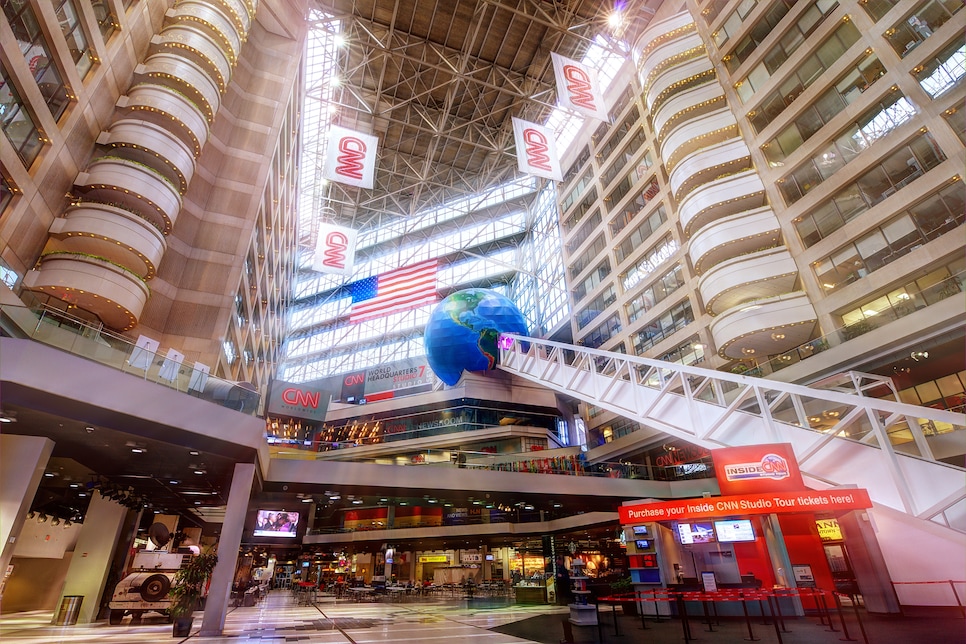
[498,334,966,533]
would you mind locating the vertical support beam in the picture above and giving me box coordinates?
[57,490,129,623]
[0,435,54,582]
[837,510,900,614]
[200,463,255,637]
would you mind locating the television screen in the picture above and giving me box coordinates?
[635,539,652,550]
[485,554,494,561]
[632,525,649,535]
[253,509,300,537]
[714,519,756,542]
[677,522,715,544]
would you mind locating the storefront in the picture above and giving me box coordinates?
[620,444,899,614]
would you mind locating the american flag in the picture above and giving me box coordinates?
[349,259,439,323]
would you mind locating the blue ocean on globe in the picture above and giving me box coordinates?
[424,288,530,386]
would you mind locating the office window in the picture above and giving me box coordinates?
[944,107,966,144]
[658,336,706,366]
[632,300,694,355]
[565,210,602,254]
[54,0,93,78]
[614,206,668,264]
[0,174,14,215]
[562,187,597,231]
[2,0,70,120]
[89,0,117,39]
[860,0,900,22]
[0,63,44,166]
[569,234,607,279]
[625,265,685,324]
[620,234,678,292]
[884,1,962,58]
[572,260,611,303]
[581,313,621,349]
[726,0,837,75]
[914,40,966,99]
[576,285,617,330]
[609,181,661,236]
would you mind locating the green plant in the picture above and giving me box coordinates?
[169,551,218,618]
[609,576,632,593]
[842,319,876,340]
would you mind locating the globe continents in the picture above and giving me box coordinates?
[424,288,530,386]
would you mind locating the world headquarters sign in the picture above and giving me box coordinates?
[267,379,330,422]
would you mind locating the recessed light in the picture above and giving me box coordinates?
[193,470,205,475]
[352,499,363,505]
[301,497,313,503]
[189,451,200,456]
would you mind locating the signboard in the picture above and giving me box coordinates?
[313,222,358,275]
[792,564,816,588]
[619,489,873,524]
[711,444,806,495]
[461,553,483,563]
[419,555,449,563]
[816,518,843,541]
[701,571,718,592]
[339,358,434,403]
[323,125,378,189]
[266,379,330,422]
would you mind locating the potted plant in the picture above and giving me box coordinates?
[168,551,217,637]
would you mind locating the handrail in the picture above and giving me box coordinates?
[0,302,260,414]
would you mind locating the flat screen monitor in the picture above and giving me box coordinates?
[632,525,649,536]
[253,509,300,537]
[635,539,652,550]
[485,554,495,561]
[677,522,716,544]
[714,519,756,542]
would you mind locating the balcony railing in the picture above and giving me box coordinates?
[0,301,259,414]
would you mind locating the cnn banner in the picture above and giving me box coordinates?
[266,379,330,422]
[711,444,806,495]
[312,222,358,275]
[323,125,378,189]
[551,53,608,121]
[512,117,562,182]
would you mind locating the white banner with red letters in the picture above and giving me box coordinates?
[551,52,608,121]
[323,125,378,189]
[312,222,358,275]
[511,117,562,182]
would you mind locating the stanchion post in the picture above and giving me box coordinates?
[950,580,966,620]
[638,592,647,630]
[679,594,693,642]
[833,592,858,642]
[767,595,784,644]
[741,594,759,641]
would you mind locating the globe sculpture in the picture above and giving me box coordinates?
[424,288,530,386]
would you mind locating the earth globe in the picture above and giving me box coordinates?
[424,288,530,386]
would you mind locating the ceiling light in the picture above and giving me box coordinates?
[193,470,205,475]
[189,451,200,456]
[131,447,146,453]
[330,495,340,500]
[169,480,179,485]
[352,499,363,505]
[301,497,314,503]
[0,411,16,423]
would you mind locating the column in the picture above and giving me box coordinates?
[200,462,255,636]
[0,435,54,582]
[57,490,129,623]
[838,510,900,613]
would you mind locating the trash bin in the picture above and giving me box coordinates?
[52,595,83,626]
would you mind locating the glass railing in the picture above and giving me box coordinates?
[0,302,260,414]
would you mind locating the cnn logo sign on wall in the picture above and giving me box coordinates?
[312,222,358,275]
[323,125,378,189]
[267,379,330,422]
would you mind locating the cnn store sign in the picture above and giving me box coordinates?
[267,379,329,422]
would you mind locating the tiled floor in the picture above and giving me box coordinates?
[0,591,569,644]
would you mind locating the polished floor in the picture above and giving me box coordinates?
[0,591,569,644]
[2,591,964,644]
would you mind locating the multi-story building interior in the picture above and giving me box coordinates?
[0,0,963,636]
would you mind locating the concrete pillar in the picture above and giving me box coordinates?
[56,490,129,623]
[0,435,54,583]
[838,510,900,614]
[199,462,255,636]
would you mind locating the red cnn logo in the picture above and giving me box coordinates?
[563,64,597,111]
[322,231,349,269]
[523,128,552,172]
[335,136,367,179]
[281,387,321,409]
[344,373,365,386]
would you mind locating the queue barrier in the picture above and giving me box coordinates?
[595,587,867,644]
[891,579,966,618]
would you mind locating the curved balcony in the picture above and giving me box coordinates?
[211,0,253,33]
[646,57,713,112]
[709,292,817,360]
[636,12,694,58]
[669,138,751,201]
[639,32,704,92]
[688,207,780,275]
[699,248,800,316]
[679,170,766,236]
[24,253,151,331]
[660,108,738,172]
[48,203,167,278]
[120,84,210,156]
[136,52,221,122]
[151,24,232,92]
[74,157,182,233]
[653,82,724,142]
[168,1,242,64]
[98,119,195,193]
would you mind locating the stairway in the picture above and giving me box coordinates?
[498,334,966,533]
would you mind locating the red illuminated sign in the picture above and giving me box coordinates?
[335,136,367,179]
[522,128,552,172]
[343,373,365,386]
[619,489,872,524]
[321,231,349,269]
[712,444,805,495]
[281,387,321,409]
[563,64,597,111]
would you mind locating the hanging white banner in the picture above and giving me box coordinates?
[511,117,562,182]
[323,125,378,189]
[551,52,608,122]
[313,222,359,275]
